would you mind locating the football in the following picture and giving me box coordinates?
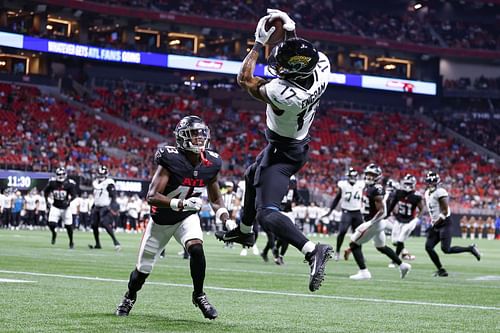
[264,17,285,45]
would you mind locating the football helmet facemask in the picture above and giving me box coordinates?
[97,165,108,181]
[346,167,358,184]
[268,37,319,80]
[174,116,210,154]
[425,171,440,190]
[401,174,417,192]
[55,167,67,182]
[364,163,382,186]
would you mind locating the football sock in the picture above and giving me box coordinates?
[187,243,206,295]
[92,225,101,247]
[48,222,57,241]
[350,242,367,270]
[103,224,120,246]
[65,225,74,244]
[127,268,149,299]
[395,242,405,256]
[257,208,309,251]
[301,241,316,255]
[277,239,289,256]
[377,246,402,265]
[336,231,346,253]
[425,239,443,269]
[443,246,471,254]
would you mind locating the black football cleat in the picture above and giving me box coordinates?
[274,255,285,266]
[69,242,74,249]
[88,244,102,249]
[260,252,269,263]
[115,292,136,316]
[192,292,218,320]
[215,227,255,247]
[470,244,481,261]
[305,243,333,292]
[433,268,449,277]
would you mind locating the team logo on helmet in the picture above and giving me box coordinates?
[288,55,312,71]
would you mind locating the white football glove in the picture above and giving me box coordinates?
[255,15,276,45]
[182,197,203,212]
[267,8,296,31]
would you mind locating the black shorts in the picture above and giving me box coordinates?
[253,143,309,210]
[427,218,452,243]
[91,206,113,227]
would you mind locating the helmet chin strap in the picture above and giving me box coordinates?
[199,148,212,167]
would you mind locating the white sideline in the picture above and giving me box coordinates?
[0,269,499,311]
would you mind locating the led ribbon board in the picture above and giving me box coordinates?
[0,32,437,95]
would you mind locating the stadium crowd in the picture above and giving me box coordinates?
[1,81,498,213]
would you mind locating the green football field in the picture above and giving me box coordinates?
[0,229,499,333]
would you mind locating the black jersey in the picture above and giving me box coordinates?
[151,146,222,225]
[361,184,385,221]
[43,178,78,209]
[388,189,422,223]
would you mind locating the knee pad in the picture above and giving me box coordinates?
[187,243,204,258]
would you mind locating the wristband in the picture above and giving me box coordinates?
[170,198,182,211]
[216,207,229,221]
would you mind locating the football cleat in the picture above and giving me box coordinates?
[69,242,74,249]
[240,248,248,256]
[274,255,285,266]
[350,269,372,280]
[215,226,255,247]
[115,292,136,316]
[252,244,260,256]
[399,263,411,279]
[470,244,481,261]
[433,268,448,277]
[402,253,416,260]
[192,292,218,320]
[388,262,396,268]
[333,252,340,261]
[88,244,102,249]
[260,252,269,262]
[114,244,122,252]
[305,243,333,292]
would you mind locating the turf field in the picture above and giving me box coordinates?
[0,229,499,333]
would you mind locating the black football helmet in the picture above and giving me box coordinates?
[97,165,108,180]
[174,116,210,154]
[346,167,358,184]
[55,167,67,182]
[386,178,399,191]
[401,174,417,192]
[364,163,382,186]
[425,171,440,190]
[268,38,319,80]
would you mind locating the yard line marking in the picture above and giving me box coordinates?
[0,270,498,311]
[0,278,36,283]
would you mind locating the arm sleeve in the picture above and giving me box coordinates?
[329,191,342,211]
[107,184,116,201]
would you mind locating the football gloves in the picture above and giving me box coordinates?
[255,15,276,45]
[182,197,203,211]
[267,8,296,31]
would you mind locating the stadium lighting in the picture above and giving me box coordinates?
[46,24,53,30]
[414,3,423,10]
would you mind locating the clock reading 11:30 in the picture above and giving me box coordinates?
[7,175,32,188]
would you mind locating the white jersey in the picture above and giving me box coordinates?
[424,187,450,223]
[116,196,129,212]
[306,205,321,220]
[127,199,142,219]
[265,52,330,140]
[24,194,37,211]
[0,194,5,210]
[294,205,308,219]
[34,194,47,212]
[79,197,92,213]
[338,180,365,211]
[2,194,13,209]
[93,178,115,207]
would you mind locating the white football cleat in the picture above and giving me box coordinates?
[333,252,340,261]
[349,269,372,280]
[252,244,260,256]
[399,262,411,279]
[388,262,396,268]
[240,248,248,256]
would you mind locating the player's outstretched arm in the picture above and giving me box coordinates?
[323,190,341,217]
[206,178,235,229]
